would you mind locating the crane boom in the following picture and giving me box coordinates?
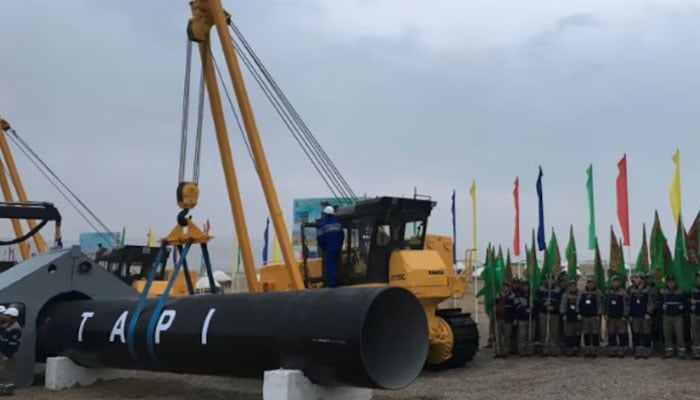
[0,117,48,258]
[187,0,304,291]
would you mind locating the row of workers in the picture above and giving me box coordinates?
[491,270,700,359]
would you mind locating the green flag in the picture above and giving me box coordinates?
[650,210,672,284]
[594,237,606,290]
[609,227,626,285]
[477,244,497,318]
[495,245,505,288]
[505,249,513,284]
[586,164,596,250]
[541,229,560,280]
[120,226,126,247]
[633,223,650,274]
[672,216,700,291]
[566,225,577,281]
[526,230,541,303]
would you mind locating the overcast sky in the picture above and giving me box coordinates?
[2,0,700,271]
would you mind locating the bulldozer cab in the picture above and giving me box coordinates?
[93,245,170,286]
[304,197,434,286]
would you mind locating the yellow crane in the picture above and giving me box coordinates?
[150,0,478,368]
[0,117,49,260]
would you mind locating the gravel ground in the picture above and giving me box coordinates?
[12,351,700,400]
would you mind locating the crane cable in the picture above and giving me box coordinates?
[227,22,357,204]
[213,47,344,201]
[229,24,355,202]
[179,38,207,185]
[4,128,116,246]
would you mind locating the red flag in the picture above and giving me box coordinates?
[616,154,630,246]
[513,177,520,256]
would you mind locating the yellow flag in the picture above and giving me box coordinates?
[272,233,280,262]
[469,180,476,250]
[670,149,681,225]
[147,229,154,246]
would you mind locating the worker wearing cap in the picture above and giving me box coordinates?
[537,274,563,356]
[494,281,516,358]
[604,275,629,357]
[578,275,603,357]
[0,306,21,395]
[560,280,581,357]
[513,279,532,356]
[628,272,655,358]
[645,272,663,354]
[316,205,344,288]
[690,270,700,359]
[660,275,686,358]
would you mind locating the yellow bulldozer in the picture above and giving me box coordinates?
[259,197,478,368]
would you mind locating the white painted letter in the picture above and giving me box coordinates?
[78,311,94,342]
[155,310,176,344]
[201,308,216,345]
[109,311,129,343]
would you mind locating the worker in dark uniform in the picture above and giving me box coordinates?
[629,272,654,358]
[509,278,523,353]
[690,270,700,359]
[560,280,581,357]
[0,307,21,396]
[537,275,562,356]
[659,275,686,359]
[604,275,629,357]
[316,205,344,288]
[646,272,663,354]
[578,275,603,357]
[494,282,516,358]
[514,279,532,356]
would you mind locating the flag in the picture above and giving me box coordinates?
[586,164,596,250]
[526,231,541,303]
[650,210,671,284]
[513,177,520,257]
[147,229,154,247]
[451,189,457,265]
[536,166,545,251]
[262,217,270,265]
[541,229,559,279]
[593,237,606,290]
[672,216,699,291]
[477,244,496,318]
[272,233,281,263]
[616,154,630,246]
[120,226,126,247]
[609,226,626,285]
[670,149,681,226]
[469,180,476,251]
[566,225,577,281]
[505,249,513,284]
[633,223,650,274]
[686,211,699,264]
[495,245,505,288]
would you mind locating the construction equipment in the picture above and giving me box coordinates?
[260,197,478,368]
[0,117,51,260]
[179,0,479,370]
[1,115,200,297]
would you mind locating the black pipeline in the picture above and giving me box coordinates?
[37,286,429,390]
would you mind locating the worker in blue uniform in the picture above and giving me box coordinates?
[317,205,344,288]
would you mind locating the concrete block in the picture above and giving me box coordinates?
[263,369,373,400]
[45,357,132,390]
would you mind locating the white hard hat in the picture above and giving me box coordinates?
[323,205,335,215]
[0,306,6,314]
[3,307,18,317]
